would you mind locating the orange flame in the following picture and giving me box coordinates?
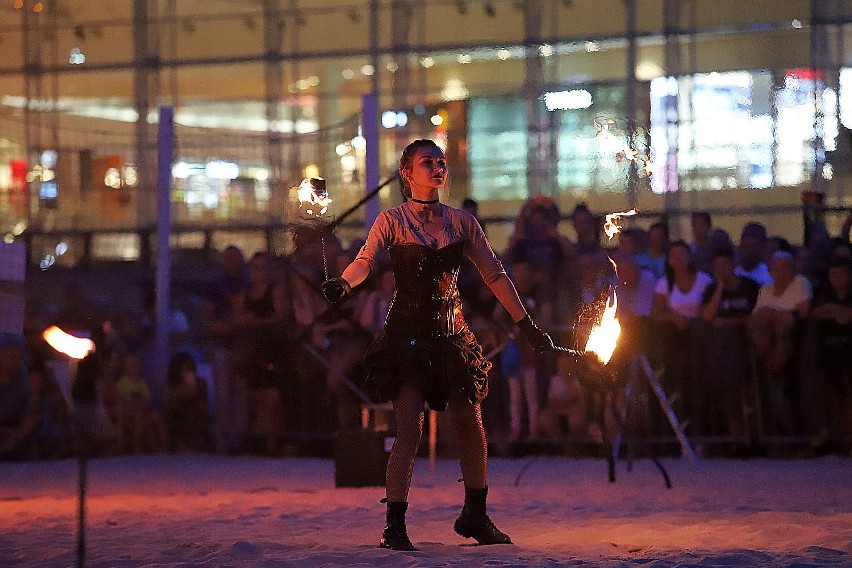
[296,178,332,217]
[603,209,637,240]
[584,292,621,364]
[43,326,95,360]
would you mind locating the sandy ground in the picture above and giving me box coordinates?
[0,454,850,567]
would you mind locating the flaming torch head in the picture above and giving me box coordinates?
[42,325,95,360]
[583,292,621,364]
[603,209,638,240]
[297,177,332,218]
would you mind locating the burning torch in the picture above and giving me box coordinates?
[296,177,333,279]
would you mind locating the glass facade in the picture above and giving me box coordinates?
[0,0,849,259]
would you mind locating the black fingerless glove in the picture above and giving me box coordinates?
[516,314,556,352]
[321,277,352,304]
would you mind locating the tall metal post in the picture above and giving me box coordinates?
[154,107,174,404]
[363,0,381,229]
[363,93,380,229]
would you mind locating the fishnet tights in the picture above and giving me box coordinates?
[386,382,487,501]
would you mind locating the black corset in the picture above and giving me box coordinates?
[384,242,467,338]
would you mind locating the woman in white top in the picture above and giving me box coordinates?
[650,240,713,429]
[652,240,714,328]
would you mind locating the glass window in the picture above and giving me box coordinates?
[467,96,527,201]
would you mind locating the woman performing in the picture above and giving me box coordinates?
[322,139,560,551]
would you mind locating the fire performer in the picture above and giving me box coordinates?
[322,139,563,550]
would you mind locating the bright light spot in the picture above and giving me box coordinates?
[341,68,355,80]
[430,114,444,126]
[386,61,399,72]
[69,47,86,65]
[441,78,469,101]
[40,255,55,270]
[40,149,58,168]
[497,48,511,60]
[335,143,349,156]
[340,154,357,169]
[4,234,13,244]
[792,19,802,29]
[43,326,95,360]
[12,220,26,236]
[396,112,408,127]
[307,76,319,87]
[351,135,366,150]
[56,242,68,256]
[457,54,471,64]
[123,165,138,186]
[361,64,375,76]
[303,163,320,180]
[539,44,554,57]
[382,110,398,129]
[585,41,600,52]
[544,89,593,111]
[823,163,834,180]
[172,162,191,179]
[420,57,435,68]
[636,61,664,81]
[104,167,122,188]
[204,160,239,180]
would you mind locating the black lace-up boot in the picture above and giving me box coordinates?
[379,501,418,551]
[453,485,512,545]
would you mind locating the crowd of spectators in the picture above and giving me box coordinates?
[1,199,850,461]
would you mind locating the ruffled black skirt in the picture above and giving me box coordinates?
[362,326,492,411]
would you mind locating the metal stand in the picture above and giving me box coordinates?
[607,352,700,488]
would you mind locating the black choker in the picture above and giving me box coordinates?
[411,198,439,204]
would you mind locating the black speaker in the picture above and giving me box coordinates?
[333,429,394,488]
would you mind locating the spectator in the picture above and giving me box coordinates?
[616,227,646,257]
[571,202,601,255]
[650,240,713,427]
[71,347,122,456]
[163,352,210,452]
[736,222,773,286]
[804,258,851,449]
[115,352,166,453]
[461,197,484,231]
[27,353,72,459]
[497,261,544,441]
[233,251,289,454]
[538,356,590,446]
[636,221,670,279]
[200,245,249,454]
[699,246,761,436]
[0,334,38,460]
[357,268,395,338]
[690,211,714,273]
[748,250,813,434]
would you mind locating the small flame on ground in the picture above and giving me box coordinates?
[603,209,637,240]
[296,178,332,218]
[43,326,95,360]
[584,292,621,364]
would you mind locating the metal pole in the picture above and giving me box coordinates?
[363,93,380,229]
[155,107,174,400]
